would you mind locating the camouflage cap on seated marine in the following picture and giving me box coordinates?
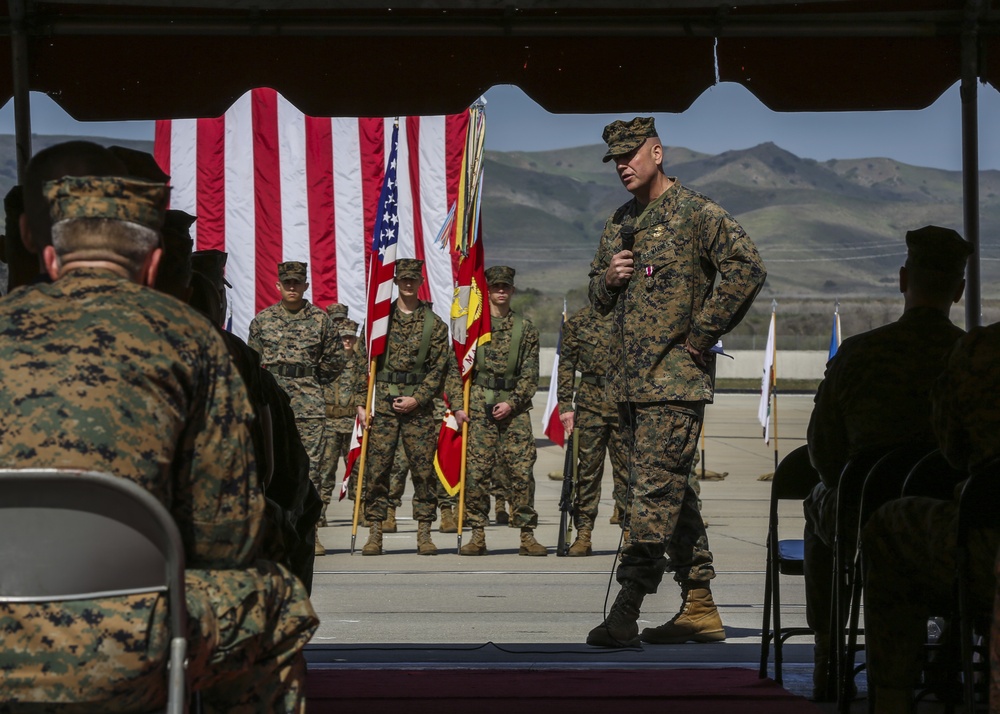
[395,258,424,280]
[339,319,359,338]
[278,261,308,282]
[192,248,232,289]
[44,175,169,231]
[485,265,516,286]
[905,225,973,276]
[602,116,658,163]
[326,302,349,319]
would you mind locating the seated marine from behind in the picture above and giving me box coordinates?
[0,175,318,712]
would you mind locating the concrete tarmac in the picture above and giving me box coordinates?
[310,392,812,652]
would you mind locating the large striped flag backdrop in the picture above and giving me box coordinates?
[153,88,471,340]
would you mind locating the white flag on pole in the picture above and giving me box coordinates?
[758,306,777,443]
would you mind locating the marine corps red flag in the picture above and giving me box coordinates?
[434,407,464,496]
[450,225,491,377]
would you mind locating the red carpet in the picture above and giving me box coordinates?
[306,667,822,713]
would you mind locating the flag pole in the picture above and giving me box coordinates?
[350,358,377,555]
[456,378,472,553]
[770,302,779,471]
[699,418,706,479]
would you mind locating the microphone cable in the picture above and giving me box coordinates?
[598,223,640,642]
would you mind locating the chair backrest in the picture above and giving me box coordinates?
[834,447,889,533]
[771,444,820,502]
[858,442,937,528]
[902,449,965,500]
[958,459,1000,538]
[0,469,187,656]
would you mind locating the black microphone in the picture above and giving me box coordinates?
[619,225,638,266]
[620,225,636,253]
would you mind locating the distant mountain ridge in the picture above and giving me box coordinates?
[482,140,1000,299]
[3,134,997,301]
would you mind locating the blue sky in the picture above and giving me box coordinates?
[2,81,998,171]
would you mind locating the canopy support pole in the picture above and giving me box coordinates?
[960,0,981,329]
[10,0,32,183]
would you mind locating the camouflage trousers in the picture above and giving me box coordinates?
[294,416,328,506]
[320,426,352,506]
[362,408,439,523]
[861,497,999,690]
[463,410,538,529]
[386,440,455,509]
[615,401,714,595]
[571,408,628,531]
[0,561,318,713]
[802,481,838,634]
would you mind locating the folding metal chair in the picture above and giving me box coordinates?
[840,443,936,711]
[827,447,892,710]
[0,469,188,714]
[956,461,1000,713]
[759,444,820,683]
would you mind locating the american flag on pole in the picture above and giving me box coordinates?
[153,88,470,340]
[365,122,400,358]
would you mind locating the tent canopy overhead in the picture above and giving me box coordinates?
[0,0,998,120]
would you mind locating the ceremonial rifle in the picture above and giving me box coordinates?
[556,413,578,557]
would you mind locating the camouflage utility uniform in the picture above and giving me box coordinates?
[804,306,965,643]
[359,298,461,543]
[0,270,317,712]
[464,304,542,544]
[248,293,345,510]
[321,325,365,516]
[862,324,1000,696]
[588,179,765,595]
[558,306,628,532]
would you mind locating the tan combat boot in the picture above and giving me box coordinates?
[439,506,457,533]
[518,527,548,556]
[609,510,620,525]
[382,506,398,533]
[494,499,509,526]
[361,521,383,556]
[639,584,726,644]
[416,521,438,556]
[459,526,487,556]
[586,581,645,648]
[314,525,327,556]
[567,528,592,556]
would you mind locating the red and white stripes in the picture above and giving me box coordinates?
[154,89,470,340]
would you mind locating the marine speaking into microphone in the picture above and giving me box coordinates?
[584,116,767,650]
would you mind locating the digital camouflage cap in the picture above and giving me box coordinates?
[44,175,169,230]
[326,302,349,319]
[602,116,658,163]
[278,261,308,282]
[339,319,359,338]
[485,265,515,286]
[395,258,424,280]
[905,225,973,276]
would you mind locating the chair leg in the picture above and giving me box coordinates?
[760,541,774,679]
[773,555,785,685]
[841,555,864,713]
[828,538,845,705]
[959,578,977,713]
